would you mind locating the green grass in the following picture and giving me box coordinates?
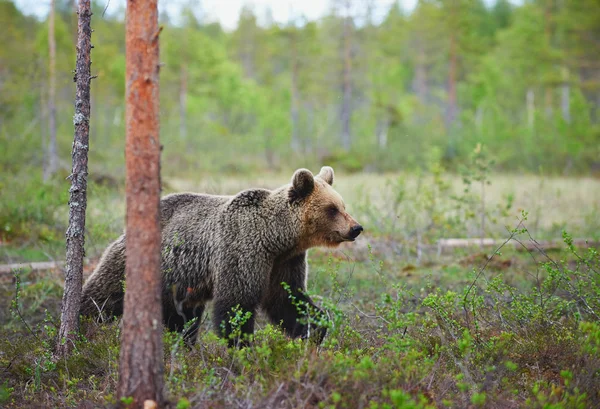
[0,171,599,408]
[1,226,599,408]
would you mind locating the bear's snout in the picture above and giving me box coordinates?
[349,224,363,239]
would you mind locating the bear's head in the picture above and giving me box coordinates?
[290,166,363,250]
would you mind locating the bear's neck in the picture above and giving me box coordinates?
[261,190,304,258]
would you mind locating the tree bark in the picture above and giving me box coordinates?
[55,0,93,359]
[340,0,352,151]
[45,0,58,181]
[118,0,164,407]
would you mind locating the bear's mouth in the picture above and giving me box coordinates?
[332,232,355,243]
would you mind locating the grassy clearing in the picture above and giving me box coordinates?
[170,171,600,242]
[0,171,599,408]
[2,170,598,264]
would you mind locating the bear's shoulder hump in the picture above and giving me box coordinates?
[229,188,271,208]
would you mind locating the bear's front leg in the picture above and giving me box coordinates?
[213,298,257,348]
[212,257,269,348]
[263,253,328,345]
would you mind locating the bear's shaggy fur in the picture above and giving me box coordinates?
[80,166,362,346]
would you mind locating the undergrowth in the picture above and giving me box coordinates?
[1,220,598,408]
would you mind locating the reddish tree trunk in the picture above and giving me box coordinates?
[117,1,164,407]
[55,0,93,358]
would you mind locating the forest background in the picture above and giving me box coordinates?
[2,0,599,181]
[1,1,600,407]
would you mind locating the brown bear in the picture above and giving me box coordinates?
[80,166,362,346]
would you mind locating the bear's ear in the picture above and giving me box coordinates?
[317,166,334,186]
[291,168,315,199]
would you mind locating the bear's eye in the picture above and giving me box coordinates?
[326,205,338,217]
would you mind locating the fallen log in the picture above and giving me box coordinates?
[437,238,598,252]
[0,261,64,274]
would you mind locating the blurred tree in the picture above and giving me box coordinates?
[44,0,58,181]
[339,0,354,151]
[370,2,410,149]
[2,0,600,175]
[231,5,259,79]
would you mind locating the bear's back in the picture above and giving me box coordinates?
[160,193,229,226]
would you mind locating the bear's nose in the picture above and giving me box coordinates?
[349,224,363,239]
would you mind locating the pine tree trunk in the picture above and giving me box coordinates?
[340,0,352,151]
[41,85,48,172]
[475,104,484,131]
[561,67,570,123]
[543,2,553,120]
[179,64,187,139]
[45,0,58,181]
[118,1,164,407]
[55,0,93,359]
[415,47,428,106]
[376,118,388,148]
[290,29,300,153]
[414,45,428,125]
[527,88,535,130]
[446,33,458,129]
[545,88,553,119]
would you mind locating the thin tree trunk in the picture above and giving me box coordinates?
[45,0,58,181]
[527,88,535,130]
[376,118,388,148]
[265,128,275,169]
[305,101,315,154]
[290,28,300,153]
[41,84,48,172]
[544,88,553,119]
[544,2,553,120]
[179,64,187,139]
[414,45,428,125]
[340,0,352,151]
[446,33,458,129]
[561,67,570,123]
[415,47,428,106]
[118,0,164,407]
[475,104,484,131]
[55,0,93,359]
